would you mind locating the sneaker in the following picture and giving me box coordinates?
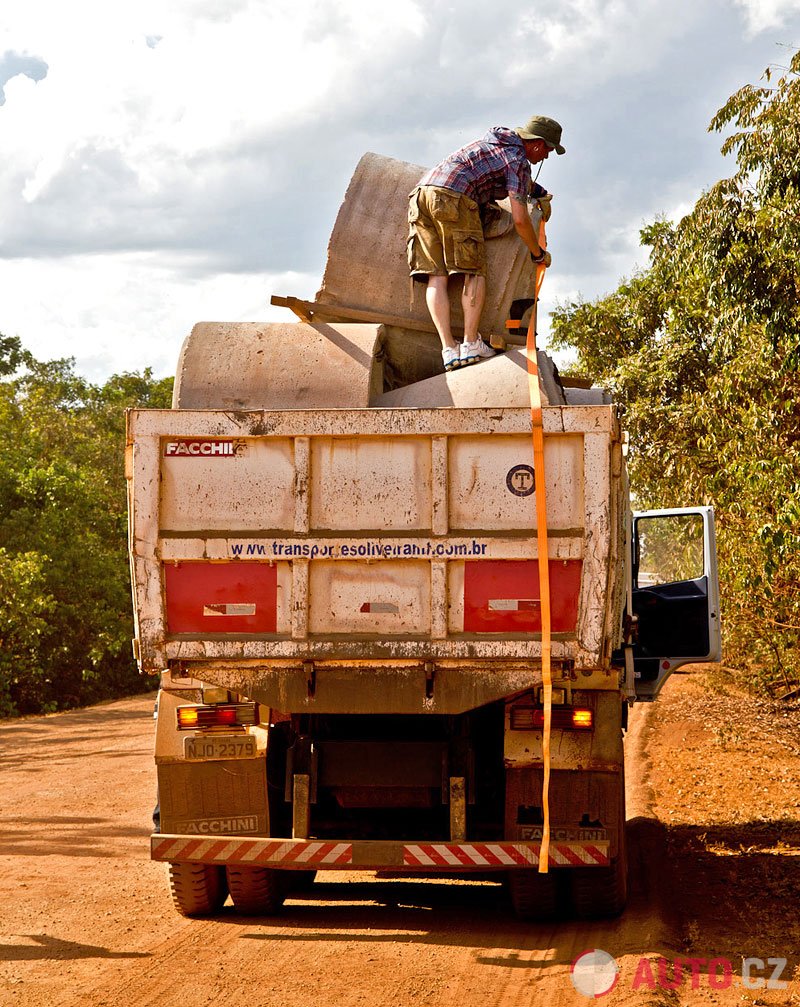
[442,346,461,372]
[460,336,496,366]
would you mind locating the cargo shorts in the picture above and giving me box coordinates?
[407,185,486,280]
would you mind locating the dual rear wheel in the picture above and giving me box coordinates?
[570,850,628,919]
[169,863,316,918]
[510,775,628,921]
[168,862,228,917]
[509,851,627,922]
[570,770,629,920]
[225,865,286,915]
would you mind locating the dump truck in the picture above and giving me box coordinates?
[127,153,721,921]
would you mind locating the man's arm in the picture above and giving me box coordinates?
[509,192,544,257]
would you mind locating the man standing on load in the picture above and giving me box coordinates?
[407,115,565,373]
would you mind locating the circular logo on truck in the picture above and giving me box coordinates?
[506,464,535,496]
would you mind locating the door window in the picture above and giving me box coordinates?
[635,512,704,587]
[629,507,721,700]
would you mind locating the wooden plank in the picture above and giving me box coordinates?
[272,295,313,323]
[270,294,437,335]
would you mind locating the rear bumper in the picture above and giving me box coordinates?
[150,834,610,871]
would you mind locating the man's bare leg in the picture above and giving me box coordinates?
[426,275,457,349]
[461,274,486,342]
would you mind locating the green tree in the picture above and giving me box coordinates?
[0,550,56,716]
[0,336,173,715]
[551,52,800,692]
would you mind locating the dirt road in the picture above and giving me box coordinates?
[1,671,798,1007]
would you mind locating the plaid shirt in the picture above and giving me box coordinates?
[418,127,546,206]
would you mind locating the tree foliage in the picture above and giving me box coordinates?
[0,337,173,716]
[551,52,800,692]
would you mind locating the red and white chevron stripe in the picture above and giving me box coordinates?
[151,836,352,866]
[402,842,609,868]
[151,835,609,869]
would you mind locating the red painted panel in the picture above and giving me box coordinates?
[164,562,278,634]
[463,559,582,633]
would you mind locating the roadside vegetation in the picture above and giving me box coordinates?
[0,335,172,716]
[551,53,800,694]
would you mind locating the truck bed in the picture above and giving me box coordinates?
[127,405,626,714]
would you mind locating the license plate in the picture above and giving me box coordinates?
[184,734,257,761]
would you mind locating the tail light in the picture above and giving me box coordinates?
[176,703,258,730]
[510,706,593,731]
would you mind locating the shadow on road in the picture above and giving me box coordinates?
[223,818,679,970]
[0,700,157,735]
[0,815,150,858]
[0,935,150,963]
[657,817,800,964]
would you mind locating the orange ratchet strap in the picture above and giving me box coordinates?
[526,220,553,874]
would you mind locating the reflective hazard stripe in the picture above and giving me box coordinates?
[241,841,271,862]
[401,842,606,869]
[151,837,354,866]
[151,835,608,869]
[583,845,609,865]
[549,844,588,867]
[481,844,536,866]
[402,844,435,866]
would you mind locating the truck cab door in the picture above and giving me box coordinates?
[630,506,721,700]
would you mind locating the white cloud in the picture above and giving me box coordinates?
[2,0,800,378]
[1,3,425,200]
[0,253,318,380]
[508,0,707,92]
[733,0,800,33]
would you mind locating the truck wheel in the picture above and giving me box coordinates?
[570,851,628,919]
[168,862,228,917]
[571,776,628,918]
[508,869,560,921]
[226,865,286,916]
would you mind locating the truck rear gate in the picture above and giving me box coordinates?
[127,404,625,692]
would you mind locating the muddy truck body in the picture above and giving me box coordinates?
[127,154,721,920]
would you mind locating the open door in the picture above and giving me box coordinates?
[630,507,721,700]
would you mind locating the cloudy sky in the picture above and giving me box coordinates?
[2,0,800,381]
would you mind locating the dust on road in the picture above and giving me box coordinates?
[0,671,797,1006]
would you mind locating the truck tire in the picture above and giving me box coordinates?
[168,862,228,917]
[571,773,628,918]
[572,845,624,918]
[508,869,560,921]
[226,865,286,916]
[570,851,627,919]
